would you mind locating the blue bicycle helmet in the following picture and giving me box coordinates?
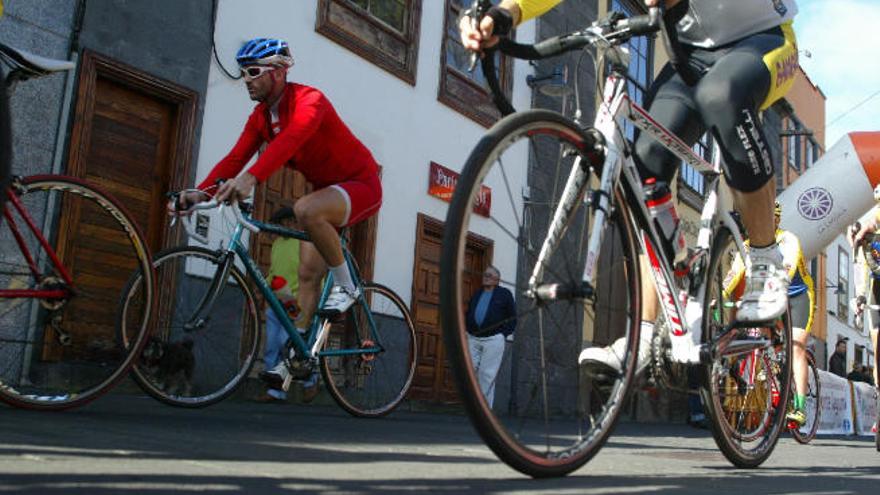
[236,38,294,68]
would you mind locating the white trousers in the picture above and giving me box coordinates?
[467,333,506,408]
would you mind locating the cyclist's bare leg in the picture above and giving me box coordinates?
[640,255,659,323]
[732,181,776,247]
[294,188,347,267]
[578,256,657,372]
[296,242,328,332]
[295,187,360,314]
[792,327,808,402]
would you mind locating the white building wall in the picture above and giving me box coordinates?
[824,232,872,372]
[196,1,537,304]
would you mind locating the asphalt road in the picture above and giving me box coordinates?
[0,392,877,494]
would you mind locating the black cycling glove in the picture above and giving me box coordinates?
[486,6,514,37]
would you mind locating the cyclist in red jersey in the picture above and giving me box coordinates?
[175,39,382,380]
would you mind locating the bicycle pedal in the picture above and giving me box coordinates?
[282,373,293,393]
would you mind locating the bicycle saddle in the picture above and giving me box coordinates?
[0,41,74,79]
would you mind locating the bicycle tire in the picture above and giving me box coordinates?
[791,351,820,444]
[120,246,260,408]
[700,226,793,467]
[320,282,416,417]
[0,175,155,410]
[440,110,642,478]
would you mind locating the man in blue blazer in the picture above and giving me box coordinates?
[466,265,517,408]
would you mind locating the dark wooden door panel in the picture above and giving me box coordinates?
[46,51,197,361]
[410,214,492,402]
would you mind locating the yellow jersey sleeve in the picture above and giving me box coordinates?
[722,253,746,300]
[515,0,563,23]
[1,1,4,17]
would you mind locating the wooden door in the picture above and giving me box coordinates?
[409,214,492,402]
[48,51,197,360]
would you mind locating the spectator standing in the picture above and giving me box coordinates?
[465,266,516,408]
[829,338,848,378]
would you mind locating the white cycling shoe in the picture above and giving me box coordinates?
[317,285,360,317]
[260,361,291,390]
[737,245,789,323]
[578,322,654,377]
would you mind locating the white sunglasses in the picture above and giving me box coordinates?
[240,65,276,82]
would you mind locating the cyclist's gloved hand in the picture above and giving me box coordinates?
[166,190,207,216]
[215,173,257,204]
[459,6,510,53]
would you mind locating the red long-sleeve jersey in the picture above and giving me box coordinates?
[198,83,379,191]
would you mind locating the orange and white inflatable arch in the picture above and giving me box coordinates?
[777,132,880,260]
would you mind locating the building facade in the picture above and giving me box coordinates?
[1,0,214,382]
[200,0,537,402]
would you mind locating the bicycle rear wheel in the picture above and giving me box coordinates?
[320,283,416,417]
[791,351,820,444]
[701,226,792,467]
[120,246,260,408]
[440,110,641,477]
[0,175,155,409]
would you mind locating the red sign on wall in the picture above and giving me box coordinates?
[428,162,491,217]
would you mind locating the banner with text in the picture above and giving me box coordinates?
[851,381,878,436]
[816,370,855,435]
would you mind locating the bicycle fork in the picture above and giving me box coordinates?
[182,250,236,331]
[527,153,596,300]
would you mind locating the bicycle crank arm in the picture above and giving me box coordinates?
[711,339,772,360]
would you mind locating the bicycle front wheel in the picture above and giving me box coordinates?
[320,283,416,417]
[791,351,820,444]
[701,226,793,467]
[440,110,641,477]
[120,246,260,408]
[0,175,155,410]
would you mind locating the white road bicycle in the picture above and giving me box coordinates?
[440,6,793,477]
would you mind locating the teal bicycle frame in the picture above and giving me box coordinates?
[187,206,384,363]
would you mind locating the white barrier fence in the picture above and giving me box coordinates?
[816,370,877,436]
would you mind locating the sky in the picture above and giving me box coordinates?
[796,0,880,147]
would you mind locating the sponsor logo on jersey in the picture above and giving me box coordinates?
[775,51,798,88]
[772,0,788,17]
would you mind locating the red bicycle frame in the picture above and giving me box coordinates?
[0,185,74,300]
